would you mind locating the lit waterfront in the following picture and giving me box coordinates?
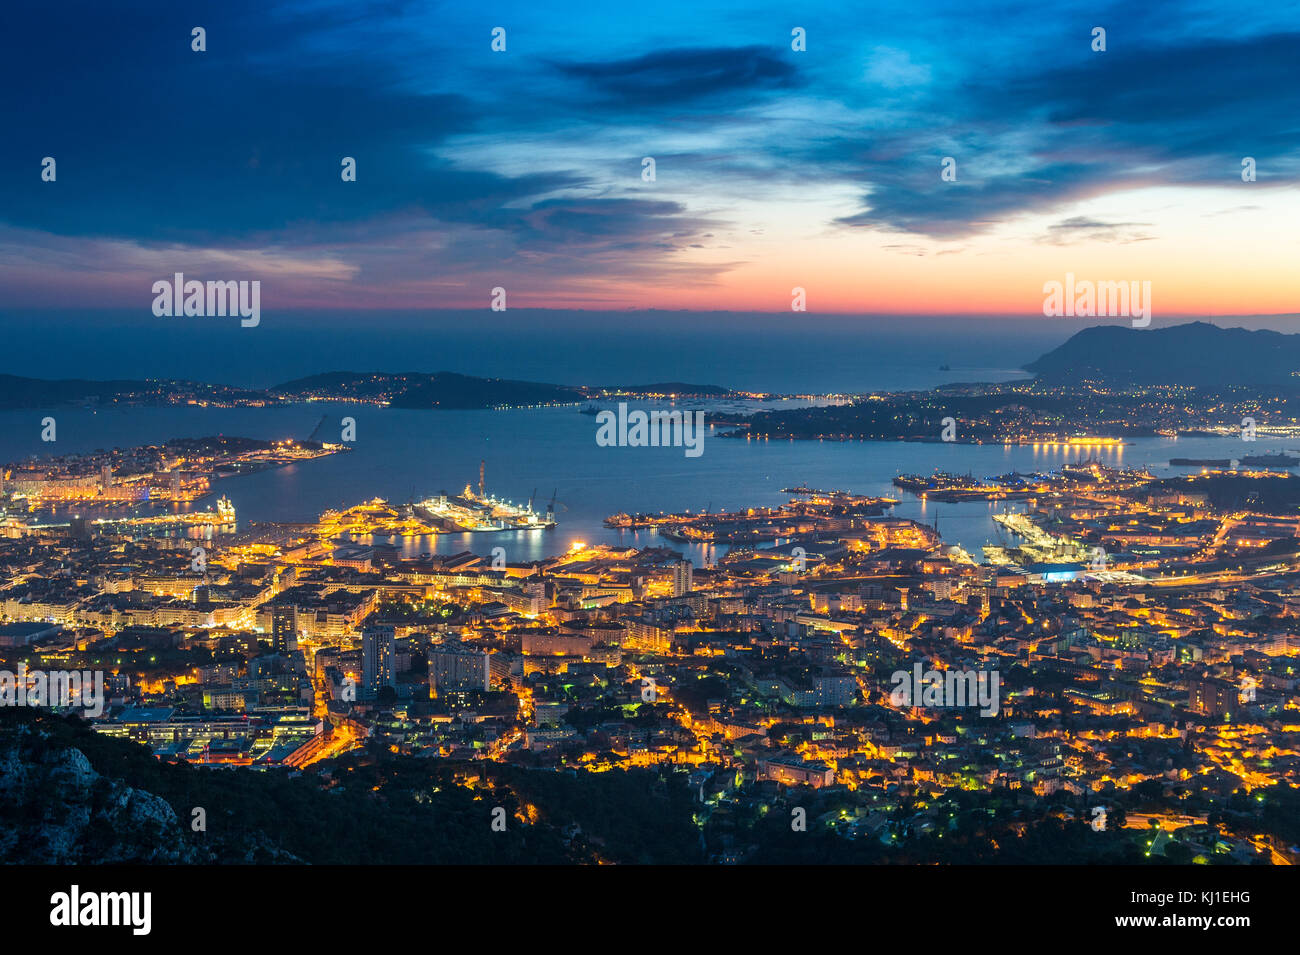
[2,403,1290,562]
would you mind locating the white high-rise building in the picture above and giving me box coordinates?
[672,559,693,596]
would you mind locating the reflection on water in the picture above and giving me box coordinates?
[0,404,1287,561]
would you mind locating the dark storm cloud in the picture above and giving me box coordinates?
[550,47,801,109]
[830,27,1300,238]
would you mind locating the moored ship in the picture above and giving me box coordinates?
[413,464,555,532]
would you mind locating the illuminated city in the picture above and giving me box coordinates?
[0,0,1293,936]
[3,367,1300,875]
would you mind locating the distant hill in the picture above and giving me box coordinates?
[271,372,733,408]
[594,382,732,396]
[0,374,156,408]
[0,375,262,409]
[272,371,584,408]
[0,371,734,410]
[390,373,584,409]
[1025,322,1300,387]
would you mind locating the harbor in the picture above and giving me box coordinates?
[413,462,556,533]
[607,488,898,543]
[1,495,238,537]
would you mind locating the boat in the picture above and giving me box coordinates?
[413,471,556,532]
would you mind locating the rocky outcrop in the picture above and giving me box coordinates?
[0,728,202,863]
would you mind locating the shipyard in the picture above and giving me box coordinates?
[412,462,556,533]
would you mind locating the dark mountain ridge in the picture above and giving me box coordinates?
[1025,321,1300,387]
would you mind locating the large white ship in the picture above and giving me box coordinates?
[413,463,555,532]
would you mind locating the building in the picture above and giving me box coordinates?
[672,559,693,597]
[757,753,835,788]
[0,621,62,647]
[361,624,396,699]
[429,642,491,694]
[1190,677,1239,718]
[624,616,673,653]
[777,673,858,708]
[522,630,593,657]
[271,605,298,654]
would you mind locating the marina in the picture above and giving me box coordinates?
[2,495,237,536]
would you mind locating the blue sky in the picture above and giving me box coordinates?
[2,0,1297,314]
